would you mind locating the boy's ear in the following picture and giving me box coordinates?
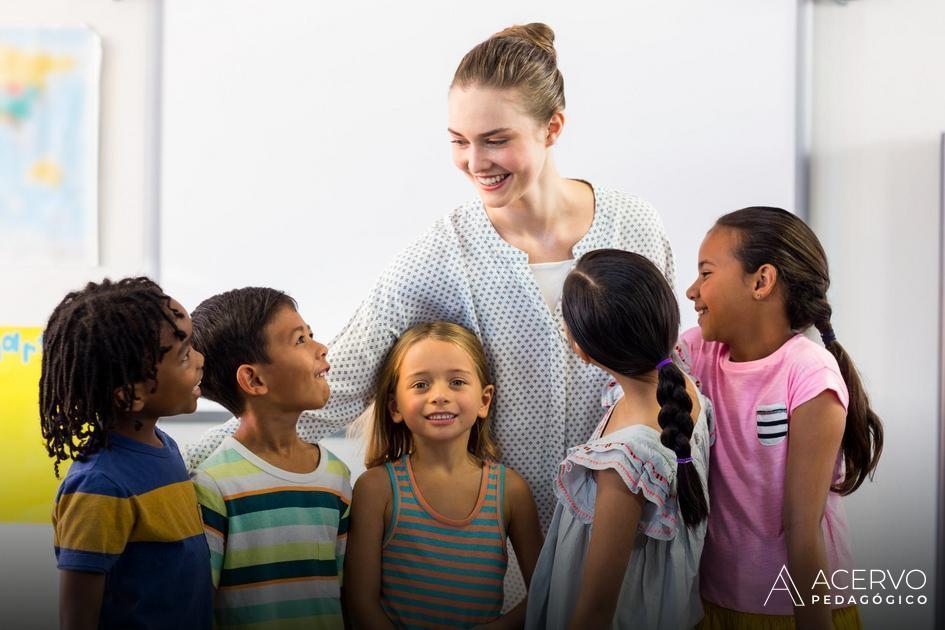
[113,384,145,413]
[388,397,404,424]
[478,384,495,419]
[236,364,268,397]
[752,263,779,300]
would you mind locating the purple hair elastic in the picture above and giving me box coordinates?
[655,358,673,370]
[676,456,694,465]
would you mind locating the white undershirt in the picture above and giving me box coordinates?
[529,259,576,311]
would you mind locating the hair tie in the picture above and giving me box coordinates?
[820,328,837,346]
[676,456,693,465]
[655,358,673,370]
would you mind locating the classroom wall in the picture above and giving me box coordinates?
[809,0,944,627]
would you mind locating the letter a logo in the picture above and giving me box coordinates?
[764,565,805,607]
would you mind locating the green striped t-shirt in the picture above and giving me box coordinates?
[192,437,351,629]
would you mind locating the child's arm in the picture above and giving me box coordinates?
[567,468,646,629]
[476,469,543,630]
[784,391,846,630]
[60,570,105,630]
[344,467,395,630]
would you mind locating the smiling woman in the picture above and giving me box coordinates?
[184,22,674,611]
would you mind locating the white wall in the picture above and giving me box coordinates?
[810,0,944,627]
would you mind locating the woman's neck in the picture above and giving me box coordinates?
[485,170,595,262]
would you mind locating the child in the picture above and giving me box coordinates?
[525,249,712,629]
[40,277,212,629]
[345,321,543,629]
[188,287,350,629]
[682,207,883,629]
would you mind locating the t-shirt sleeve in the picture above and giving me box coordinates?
[554,432,679,540]
[192,468,227,589]
[788,362,849,415]
[53,470,134,573]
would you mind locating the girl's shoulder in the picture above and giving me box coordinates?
[351,464,394,503]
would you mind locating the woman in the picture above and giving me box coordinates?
[187,20,673,540]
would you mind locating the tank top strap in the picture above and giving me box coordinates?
[382,457,412,547]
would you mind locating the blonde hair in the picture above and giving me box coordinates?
[365,321,501,468]
[451,22,565,123]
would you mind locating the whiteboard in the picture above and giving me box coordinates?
[161,0,797,343]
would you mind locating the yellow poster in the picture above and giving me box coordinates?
[0,326,60,523]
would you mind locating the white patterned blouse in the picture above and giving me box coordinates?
[184,183,674,528]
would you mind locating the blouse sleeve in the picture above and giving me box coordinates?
[553,432,679,540]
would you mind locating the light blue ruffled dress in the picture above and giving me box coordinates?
[525,383,713,630]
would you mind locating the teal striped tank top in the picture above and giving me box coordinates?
[381,456,507,629]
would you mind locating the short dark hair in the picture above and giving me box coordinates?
[40,277,185,477]
[190,287,297,416]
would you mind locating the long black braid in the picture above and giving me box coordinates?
[562,249,708,526]
[39,277,185,478]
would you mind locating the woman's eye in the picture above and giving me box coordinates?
[486,139,507,146]
[450,139,467,146]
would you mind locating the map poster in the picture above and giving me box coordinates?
[0,27,101,266]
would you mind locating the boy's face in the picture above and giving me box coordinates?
[255,306,330,413]
[138,298,205,418]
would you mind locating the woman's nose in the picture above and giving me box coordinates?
[468,145,490,173]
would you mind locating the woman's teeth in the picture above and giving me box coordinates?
[479,174,508,186]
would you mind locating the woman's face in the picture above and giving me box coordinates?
[448,85,557,209]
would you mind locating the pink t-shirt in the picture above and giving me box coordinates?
[676,327,853,615]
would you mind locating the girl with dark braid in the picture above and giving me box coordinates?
[526,249,711,629]
[682,207,882,630]
[40,277,212,630]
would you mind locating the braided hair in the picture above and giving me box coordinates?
[39,277,185,477]
[562,249,708,526]
[715,207,883,494]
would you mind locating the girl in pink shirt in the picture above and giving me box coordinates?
[680,207,883,630]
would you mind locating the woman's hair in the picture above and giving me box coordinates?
[365,321,500,468]
[563,249,708,527]
[39,277,185,477]
[452,22,565,123]
[714,207,884,494]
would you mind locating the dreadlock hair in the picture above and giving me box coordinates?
[190,287,298,417]
[40,277,185,478]
[562,249,708,527]
[714,207,883,494]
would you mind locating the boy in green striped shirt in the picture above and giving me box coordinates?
[189,288,351,629]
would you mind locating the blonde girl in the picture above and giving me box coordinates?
[345,322,542,630]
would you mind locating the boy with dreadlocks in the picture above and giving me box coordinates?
[40,277,212,629]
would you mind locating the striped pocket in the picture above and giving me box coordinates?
[756,403,788,446]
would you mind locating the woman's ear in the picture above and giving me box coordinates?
[236,364,268,397]
[751,263,779,300]
[388,397,404,424]
[545,111,565,147]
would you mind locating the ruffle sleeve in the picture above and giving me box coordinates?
[553,431,680,540]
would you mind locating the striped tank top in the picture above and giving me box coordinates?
[381,456,508,629]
